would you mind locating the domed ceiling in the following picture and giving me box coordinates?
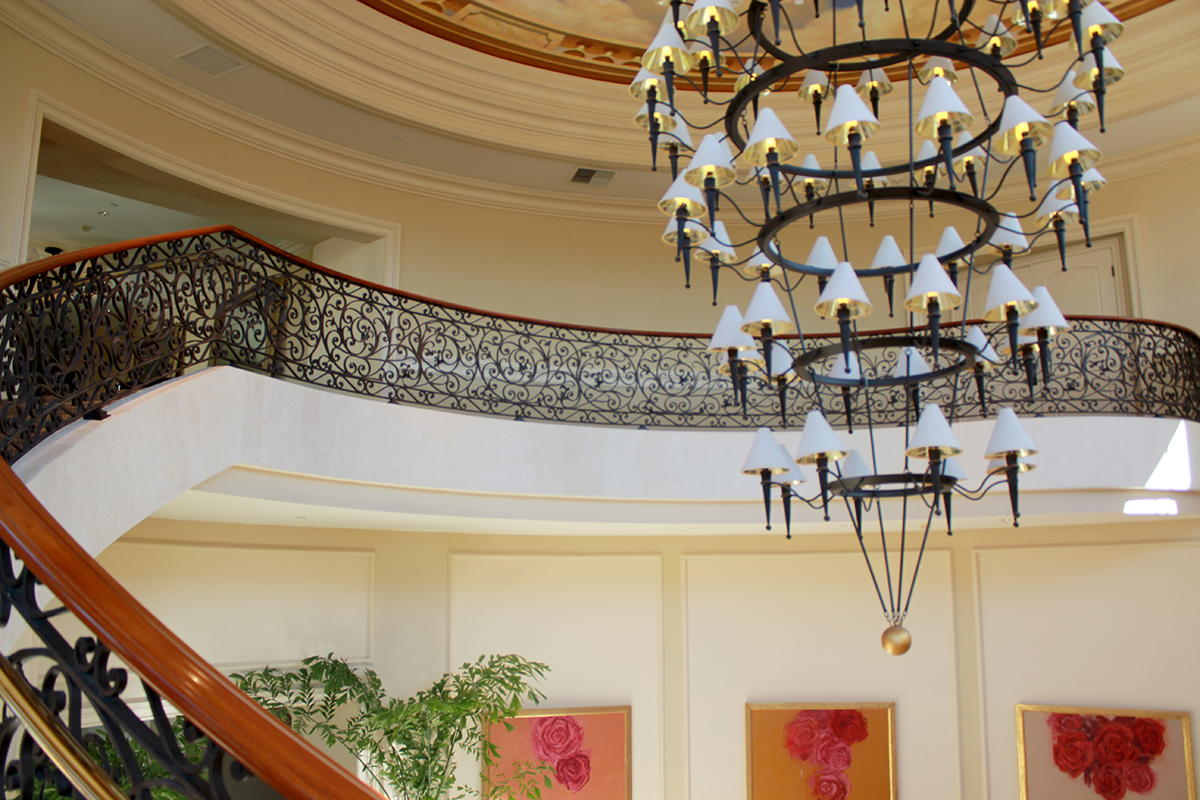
[358,0,1170,82]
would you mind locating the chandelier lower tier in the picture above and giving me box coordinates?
[629,0,1128,653]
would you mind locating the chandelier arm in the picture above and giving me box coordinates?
[845,494,892,618]
[899,503,940,623]
[875,495,898,618]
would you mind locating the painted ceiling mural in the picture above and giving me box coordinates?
[357,0,1169,82]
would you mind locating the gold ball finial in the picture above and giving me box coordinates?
[881,625,912,655]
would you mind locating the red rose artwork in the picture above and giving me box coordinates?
[484,707,630,800]
[1047,714,1167,799]
[532,715,592,793]
[784,709,870,800]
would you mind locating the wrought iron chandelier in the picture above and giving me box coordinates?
[630,0,1127,653]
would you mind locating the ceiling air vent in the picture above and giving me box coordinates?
[570,168,617,188]
[176,44,247,78]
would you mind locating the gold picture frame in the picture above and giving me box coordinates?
[1017,704,1196,800]
[746,702,896,800]
[483,705,631,800]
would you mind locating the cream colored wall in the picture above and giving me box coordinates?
[105,516,1200,800]
[2,21,1199,333]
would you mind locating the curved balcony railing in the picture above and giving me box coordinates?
[2,226,1199,465]
[0,227,1197,800]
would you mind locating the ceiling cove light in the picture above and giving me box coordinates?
[631,0,1130,653]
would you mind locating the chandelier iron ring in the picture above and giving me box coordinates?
[829,472,960,500]
[792,334,984,388]
[756,187,1002,278]
[723,38,1019,164]
[744,0,981,64]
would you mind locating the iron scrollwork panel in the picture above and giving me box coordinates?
[1,230,1198,465]
[0,542,254,800]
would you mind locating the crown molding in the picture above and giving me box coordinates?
[0,1,655,223]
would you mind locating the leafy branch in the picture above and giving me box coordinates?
[231,654,551,800]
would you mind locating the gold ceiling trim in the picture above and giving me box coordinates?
[357,0,1173,86]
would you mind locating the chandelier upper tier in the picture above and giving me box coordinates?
[627,0,1127,654]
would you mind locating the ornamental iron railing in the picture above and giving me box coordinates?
[2,226,1198,465]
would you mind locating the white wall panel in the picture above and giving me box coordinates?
[685,552,960,800]
[977,542,1200,800]
[449,554,663,800]
[97,541,373,667]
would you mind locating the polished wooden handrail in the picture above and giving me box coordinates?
[0,461,383,800]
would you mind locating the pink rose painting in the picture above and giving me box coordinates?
[1018,706,1196,800]
[748,704,897,800]
[483,707,631,800]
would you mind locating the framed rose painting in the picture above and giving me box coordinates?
[483,706,631,800]
[1017,704,1197,800]
[746,702,896,800]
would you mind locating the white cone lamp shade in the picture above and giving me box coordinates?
[683,134,738,188]
[856,69,894,100]
[985,407,1038,458]
[1034,193,1080,227]
[657,173,707,218]
[906,404,964,459]
[742,427,794,474]
[905,254,963,313]
[988,213,1029,253]
[917,139,939,170]
[1056,167,1105,200]
[983,264,1038,320]
[743,108,799,166]
[937,226,967,259]
[661,218,709,246]
[838,449,872,481]
[915,77,974,138]
[719,347,765,374]
[891,346,932,379]
[988,457,1036,475]
[795,409,849,463]
[1047,121,1102,178]
[1049,72,1096,116]
[976,15,1018,56]
[742,281,797,335]
[642,14,695,73]
[734,59,770,95]
[815,262,873,319]
[940,457,968,482]
[707,305,757,352]
[861,151,888,185]
[699,221,738,264]
[629,68,663,101]
[690,39,716,66]
[773,445,809,484]
[870,235,907,271]
[769,342,796,378]
[742,246,782,278]
[1074,49,1125,89]
[686,0,739,36]
[635,102,680,132]
[951,131,986,177]
[1074,1,1124,49]
[966,325,1002,366]
[806,236,840,272]
[659,123,695,152]
[919,56,959,83]
[800,70,831,101]
[1020,286,1072,336]
[827,350,861,381]
[994,95,1054,156]
[800,154,830,190]
[824,84,882,145]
